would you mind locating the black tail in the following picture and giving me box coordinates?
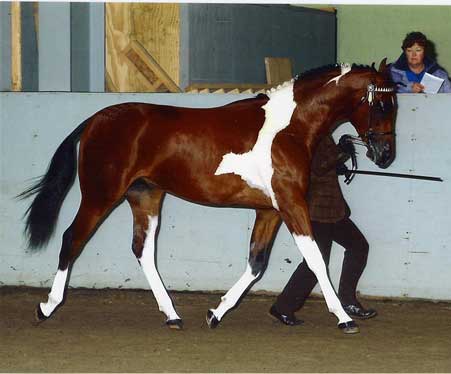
[18,119,90,249]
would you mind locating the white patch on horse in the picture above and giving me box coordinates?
[209,264,257,321]
[324,63,352,86]
[293,235,352,324]
[139,215,181,321]
[215,81,296,210]
[40,268,68,317]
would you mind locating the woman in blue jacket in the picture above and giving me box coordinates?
[390,32,451,93]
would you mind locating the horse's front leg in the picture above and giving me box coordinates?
[275,186,359,333]
[207,209,281,328]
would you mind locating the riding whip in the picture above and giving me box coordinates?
[346,169,443,183]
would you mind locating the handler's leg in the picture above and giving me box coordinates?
[207,209,281,328]
[276,194,357,333]
[126,181,182,329]
[274,221,334,317]
[333,218,377,319]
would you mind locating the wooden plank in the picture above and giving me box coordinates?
[106,3,180,92]
[264,57,293,85]
[11,2,22,91]
[131,3,180,85]
[105,3,137,92]
[124,39,181,93]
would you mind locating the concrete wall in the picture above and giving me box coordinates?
[1,92,450,301]
[337,5,451,74]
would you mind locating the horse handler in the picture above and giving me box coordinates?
[270,134,377,328]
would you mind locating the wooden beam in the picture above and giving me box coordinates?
[131,3,180,85]
[185,83,272,92]
[11,2,22,91]
[123,39,181,93]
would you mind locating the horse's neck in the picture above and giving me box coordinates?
[292,78,363,151]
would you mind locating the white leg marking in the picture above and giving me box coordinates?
[215,82,297,210]
[293,235,352,324]
[139,216,181,321]
[40,269,69,317]
[210,264,258,320]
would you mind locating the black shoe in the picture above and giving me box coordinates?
[343,303,377,320]
[269,305,303,326]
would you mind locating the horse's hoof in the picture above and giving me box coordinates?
[35,304,49,323]
[166,318,183,330]
[338,320,360,334]
[206,309,220,329]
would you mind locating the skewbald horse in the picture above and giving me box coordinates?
[20,61,396,334]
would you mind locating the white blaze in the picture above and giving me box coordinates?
[293,235,352,324]
[215,81,296,209]
[139,216,181,321]
[40,269,68,317]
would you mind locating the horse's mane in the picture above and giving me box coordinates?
[294,63,376,82]
[265,63,378,96]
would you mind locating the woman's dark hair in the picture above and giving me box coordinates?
[402,32,427,50]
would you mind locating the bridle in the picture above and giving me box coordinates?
[343,83,396,184]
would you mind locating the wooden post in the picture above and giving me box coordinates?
[11,2,22,91]
[264,57,293,85]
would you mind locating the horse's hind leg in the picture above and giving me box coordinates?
[37,194,121,320]
[125,180,182,329]
[207,209,281,328]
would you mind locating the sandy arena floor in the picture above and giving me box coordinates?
[1,287,450,372]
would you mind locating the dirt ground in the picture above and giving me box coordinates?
[1,287,450,373]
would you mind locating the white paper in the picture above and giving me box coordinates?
[420,73,444,94]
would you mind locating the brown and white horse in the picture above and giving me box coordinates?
[20,61,396,333]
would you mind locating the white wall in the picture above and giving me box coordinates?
[1,92,450,300]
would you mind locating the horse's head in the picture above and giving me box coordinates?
[347,59,397,169]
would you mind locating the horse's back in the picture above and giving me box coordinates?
[77,98,271,207]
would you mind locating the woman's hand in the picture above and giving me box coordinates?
[411,82,425,93]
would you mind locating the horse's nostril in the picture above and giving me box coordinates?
[366,149,374,161]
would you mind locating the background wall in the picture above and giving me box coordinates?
[1,92,450,301]
[336,5,451,73]
[181,4,336,87]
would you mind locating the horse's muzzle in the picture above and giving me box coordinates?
[367,141,394,169]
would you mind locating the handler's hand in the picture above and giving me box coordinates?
[412,82,425,93]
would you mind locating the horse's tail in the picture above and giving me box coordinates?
[18,118,91,250]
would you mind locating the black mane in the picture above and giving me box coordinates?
[295,63,376,81]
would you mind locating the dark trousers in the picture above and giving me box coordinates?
[275,217,369,315]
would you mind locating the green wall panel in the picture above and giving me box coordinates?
[337,5,451,74]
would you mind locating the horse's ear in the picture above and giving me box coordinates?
[378,58,388,73]
[371,62,376,70]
